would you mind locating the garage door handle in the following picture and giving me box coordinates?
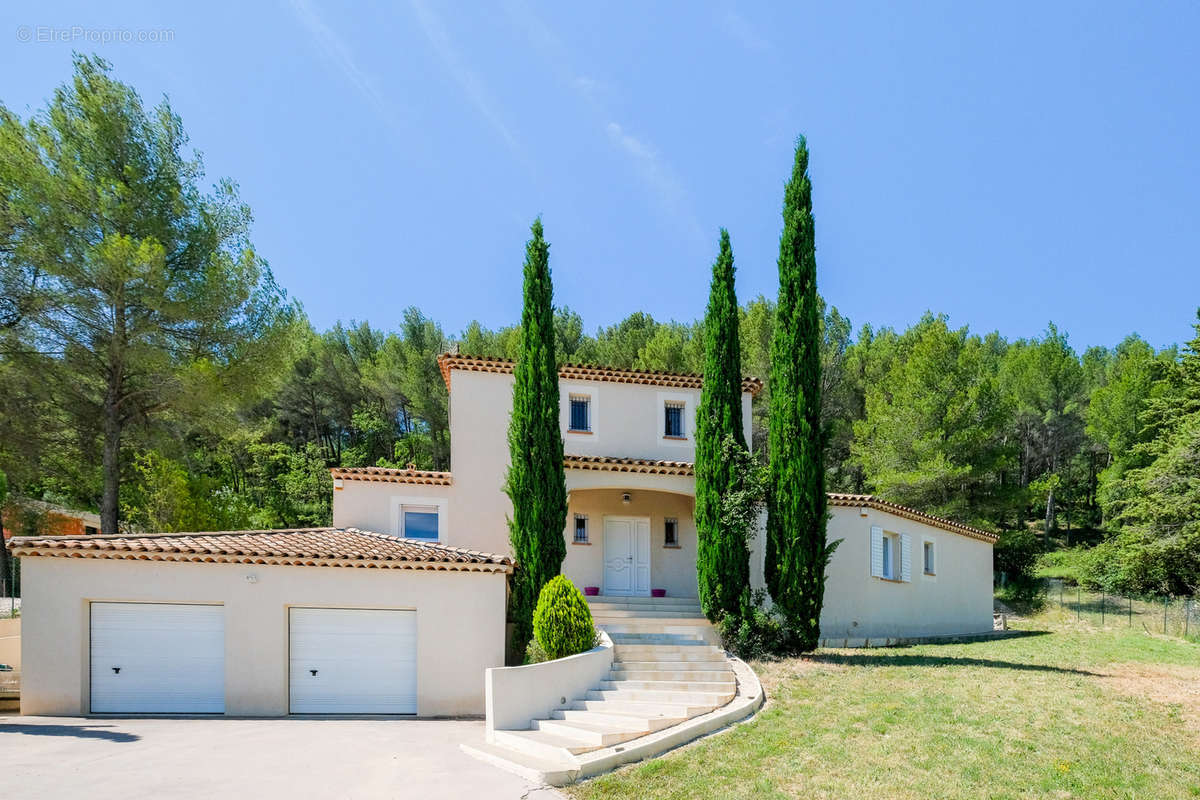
[310,669,318,677]
[112,667,121,674]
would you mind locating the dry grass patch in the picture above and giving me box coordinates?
[1099,662,1200,737]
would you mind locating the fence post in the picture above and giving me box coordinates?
[1060,581,1064,609]
[1101,593,1105,626]
[1128,596,1132,627]
[1186,599,1191,639]
[1077,587,1081,619]
[1164,596,1169,635]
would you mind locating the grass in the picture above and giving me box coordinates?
[567,608,1200,800]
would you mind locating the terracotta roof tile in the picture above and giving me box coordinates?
[8,528,512,573]
[564,454,696,476]
[437,353,764,396]
[827,493,998,543]
[331,466,452,485]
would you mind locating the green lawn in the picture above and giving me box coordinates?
[568,609,1200,800]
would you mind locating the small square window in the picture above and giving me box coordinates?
[923,541,935,575]
[664,402,685,438]
[400,505,439,540]
[573,515,589,544]
[664,518,678,547]
[569,395,591,432]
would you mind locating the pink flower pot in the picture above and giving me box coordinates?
[584,586,600,596]
[651,588,666,598]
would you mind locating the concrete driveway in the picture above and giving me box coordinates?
[0,716,564,800]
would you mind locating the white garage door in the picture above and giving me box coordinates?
[90,602,225,713]
[289,608,417,714]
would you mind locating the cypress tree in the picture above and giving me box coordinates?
[505,218,568,664]
[766,137,832,650]
[695,229,750,622]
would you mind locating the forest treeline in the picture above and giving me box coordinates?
[2,57,1197,597]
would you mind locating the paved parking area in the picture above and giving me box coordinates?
[0,716,562,800]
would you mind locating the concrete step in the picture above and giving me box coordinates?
[608,636,710,648]
[491,729,600,761]
[590,609,706,619]
[610,669,733,682]
[569,698,715,718]
[587,595,700,607]
[551,707,685,732]
[601,679,736,693]
[613,659,730,671]
[531,718,649,747]
[460,741,578,786]
[614,645,725,659]
[586,688,735,706]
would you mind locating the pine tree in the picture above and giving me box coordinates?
[766,137,834,650]
[695,229,750,621]
[505,218,568,664]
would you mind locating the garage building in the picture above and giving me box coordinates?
[11,528,511,717]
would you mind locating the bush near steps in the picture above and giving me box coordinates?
[533,576,598,660]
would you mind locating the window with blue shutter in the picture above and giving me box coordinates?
[664,402,684,437]
[569,396,590,431]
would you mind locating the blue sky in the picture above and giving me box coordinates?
[2,2,1198,350]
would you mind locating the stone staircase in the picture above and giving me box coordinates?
[480,596,739,774]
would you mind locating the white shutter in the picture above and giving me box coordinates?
[870,526,883,577]
[900,534,912,582]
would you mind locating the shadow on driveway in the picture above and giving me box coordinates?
[0,723,140,742]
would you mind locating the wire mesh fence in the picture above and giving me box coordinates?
[1044,578,1198,642]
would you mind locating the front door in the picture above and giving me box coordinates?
[603,516,651,596]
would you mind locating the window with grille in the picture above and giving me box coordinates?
[664,518,678,547]
[569,395,591,432]
[664,401,685,438]
[573,514,589,543]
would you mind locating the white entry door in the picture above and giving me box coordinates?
[603,517,651,596]
[90,602,225,713]
[289,608,417,714]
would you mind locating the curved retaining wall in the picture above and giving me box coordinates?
[484,630,613,734]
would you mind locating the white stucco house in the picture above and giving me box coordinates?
[11,353,995,719]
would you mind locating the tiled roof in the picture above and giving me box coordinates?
[437,353,764,396]
[332,466,452,486]
[564,457,997,542]
[8,528,513,573]
[564,454,696,476]
[827,493,998,543]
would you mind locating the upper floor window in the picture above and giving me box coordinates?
[573,514,589,544]
[399,504,439,540]
[569,395,591,432]
[664,517,678,547]
[664,401,685,438]
[923,540,936,575]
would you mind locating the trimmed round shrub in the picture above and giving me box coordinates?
[532,576,597,660]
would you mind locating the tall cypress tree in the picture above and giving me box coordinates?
[695,229,749,621]
[505,218,568,664]
[766,137,832,650]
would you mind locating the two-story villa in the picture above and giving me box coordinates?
[12,353,996,719]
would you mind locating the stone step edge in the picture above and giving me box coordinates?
[462,655,765,788]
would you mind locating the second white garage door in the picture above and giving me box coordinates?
[288,608,417,714]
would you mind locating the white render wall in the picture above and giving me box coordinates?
[334,368,755,559]
[750,505,995,640]
[19,556,506,717]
